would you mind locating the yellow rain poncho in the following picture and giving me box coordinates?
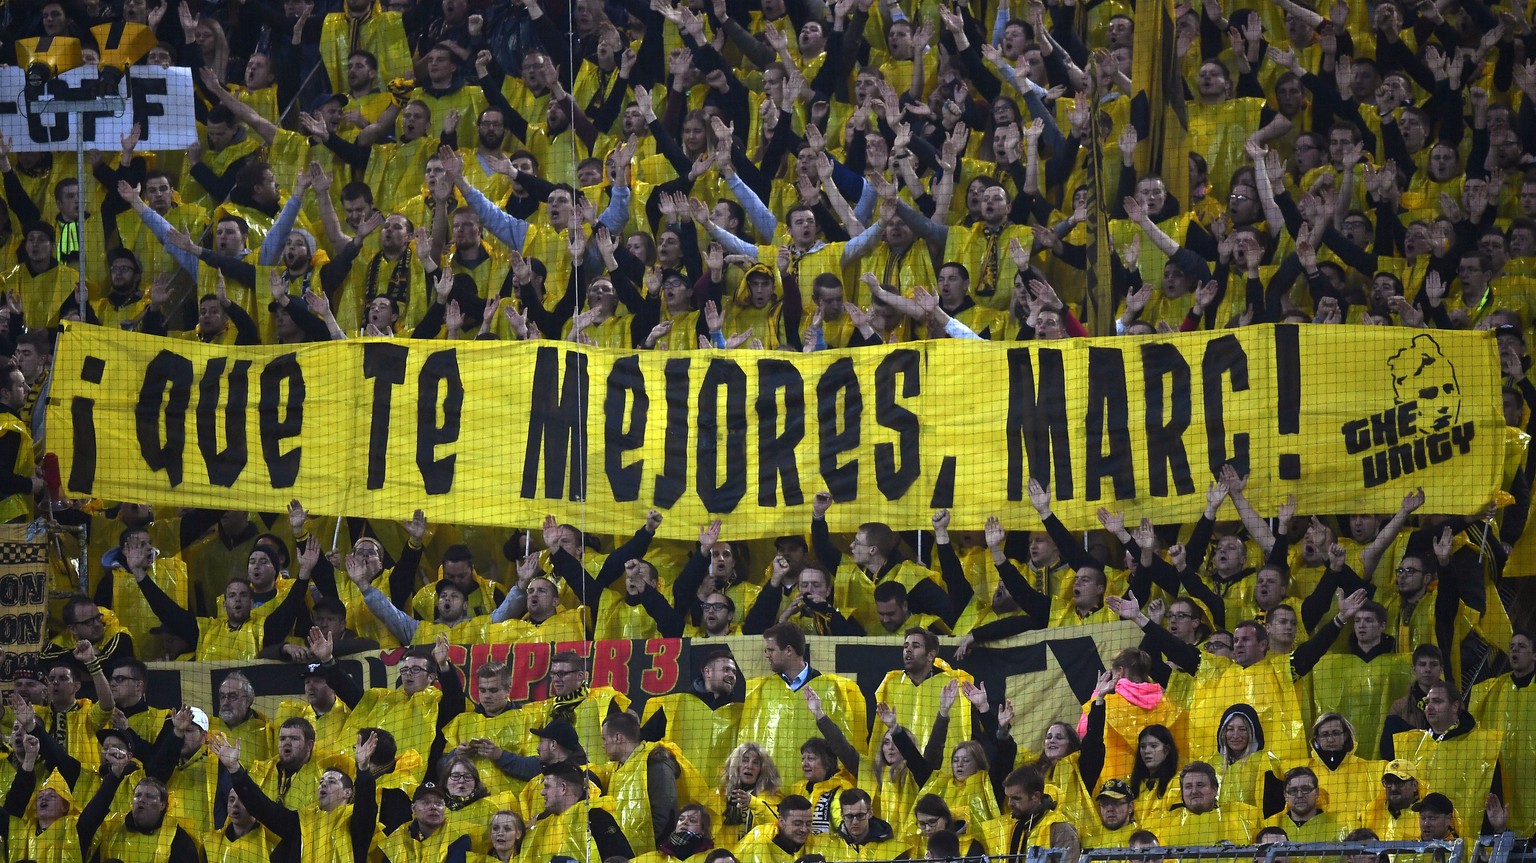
[740,672,868,783]
[1469,672,1536,836]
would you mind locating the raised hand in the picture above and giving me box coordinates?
[209,732,242,771]
[308,626,334,663]
[939,678,959,715]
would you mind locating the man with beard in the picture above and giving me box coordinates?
[871,628,971,754]
[980,765,1080,858]
[327,211,425,333]
[211,671,275,763]
[1083,779,1139,848]
[248,717,329,809]
[641,648,743,781]
[521,762,632,862]
[1363,760,1424,840]
[93,248,152,330]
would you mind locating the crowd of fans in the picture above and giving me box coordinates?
[0,0,1534,858]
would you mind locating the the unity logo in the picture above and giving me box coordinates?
[1342,334,1474,487]
[1388,334,1462,435]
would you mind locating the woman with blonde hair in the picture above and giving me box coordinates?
[194,16,231,84]
[865,707,923,832]
[474,809,524,862]
[715,742,783,847]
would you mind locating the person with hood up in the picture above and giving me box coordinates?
[1213,703,1277,811]
[1290,712,1385,819]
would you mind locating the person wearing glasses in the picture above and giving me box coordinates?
[310,628,466,784]
[34,642,117,772]
[1299,713,1385,825]
[1263,766,1350,841]
[518,650,632,770]
[830,788,907,859]
[103,659,171,759]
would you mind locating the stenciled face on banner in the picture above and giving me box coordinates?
[1342,333,1475,487]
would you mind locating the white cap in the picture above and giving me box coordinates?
[187,706,210,732]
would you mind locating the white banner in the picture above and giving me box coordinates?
[0,65,197,152]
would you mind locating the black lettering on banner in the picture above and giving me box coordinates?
[1084,347,1134,501]
[874,349,920,501]
[755,359,806,507]
[1140,343,1195,497]
[1006,348,1071,500]
[697,359,748,513]
[1274,324,1302,479]
[417,350,462,495]
[363,342,408,490]
[1202,335,1250,476]
[817,358,861,501]
[259,354,304,488]
[128,71,168,141]
[654,358,691,509]
[136,350,193,486]
[68,356,105,493]
[25,81,71,144]
[196,358,251,487]
[521,347,587,500]
[604,356,647,502]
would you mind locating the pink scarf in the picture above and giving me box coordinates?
[1077,679,1165,737]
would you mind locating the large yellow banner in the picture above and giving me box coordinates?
[47,323,1503,539]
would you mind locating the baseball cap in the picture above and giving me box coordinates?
[1411,792,1454,815]
[1097,779,1133,800]
[412,782,446,803]
[187,706,210,732]
[300,662,328,678]
[308,92,349,113]
[530,721,581,752]
[1382,759,1417,781]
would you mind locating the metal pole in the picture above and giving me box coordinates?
[33,95,126,317]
